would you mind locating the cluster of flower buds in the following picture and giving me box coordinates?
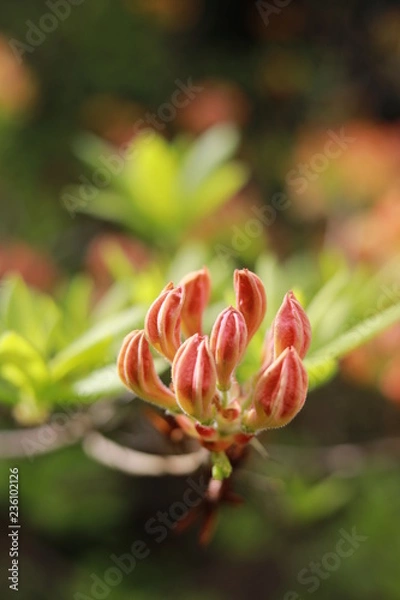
[118,268,311,453]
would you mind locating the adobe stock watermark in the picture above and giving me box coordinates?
[61,78,203,217]
[256,0,293,26]
[283,527,368,599]
[73,473,208,600]
[8,0,86,64]
[285,128,356,195]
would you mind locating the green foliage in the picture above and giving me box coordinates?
[2,245,398,424]
[0,276,145,423]
[67,125,249,248]
[246,251,400,391]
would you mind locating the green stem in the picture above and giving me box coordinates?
[211,451,232,480]
[220,389,229,409]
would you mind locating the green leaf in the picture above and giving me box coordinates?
[0,332,50,408]
[0,379,19,405]
[166,242,208,283]
[306,268,350,333]
[57,275,94,344]
[180,124,241,190]
[124,132,180,226]
[50,306,145,380]
[306,357,338,391]
[190,161,249,223]
[68,187,133,226]
[1,277,60,356]
[305,301,400,388]
[72,365,126,400]
[0,331,48,384]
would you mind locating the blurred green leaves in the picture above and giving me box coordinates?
[305,301,400,390]
[0,276,144,423]
[252,251,400,391]
[2,245,400,425]
[66,125,249,247]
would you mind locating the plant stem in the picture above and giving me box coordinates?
[211,451,233,480]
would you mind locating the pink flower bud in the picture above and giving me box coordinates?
[273,291,311,359]
[144,283,184,361]
[118,330,176,409]
[210,306,248,390]
[179,267,211,336]
[171,334,217,422]
[243,346,308,430]
[234,269,267,342]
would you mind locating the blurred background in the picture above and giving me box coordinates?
[1,1,400,598]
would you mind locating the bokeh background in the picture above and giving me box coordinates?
[1,1,400,599]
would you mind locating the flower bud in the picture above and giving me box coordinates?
[144,283,184,361]
[171,334,217,422]
[273,291,311,359]
[210,307,248,390]
[118,330,176,409]
[179,267,211,336]
[243,346,308,430]
[234,269,267,342]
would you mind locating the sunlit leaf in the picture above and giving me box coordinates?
[305,301,400,388]
[1,277,60,355]
[190,161,249,222]
[50,306,145,380]
[180,124,241,190]
[72,365,126,400]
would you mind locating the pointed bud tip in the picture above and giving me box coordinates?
[179,267,211,337]
[144,285,184,361]
[234,269,267,341]
[274,291,311,359]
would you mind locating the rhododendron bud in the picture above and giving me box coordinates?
[234,269,267,341]
[210,307,248,390]
[172,334,217,422]
[273,291,311,359]
[145,283,184,361]
[118,330,176,409]
[117,266,313,473]
[179,267,211,336]
[243,346,308,430]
